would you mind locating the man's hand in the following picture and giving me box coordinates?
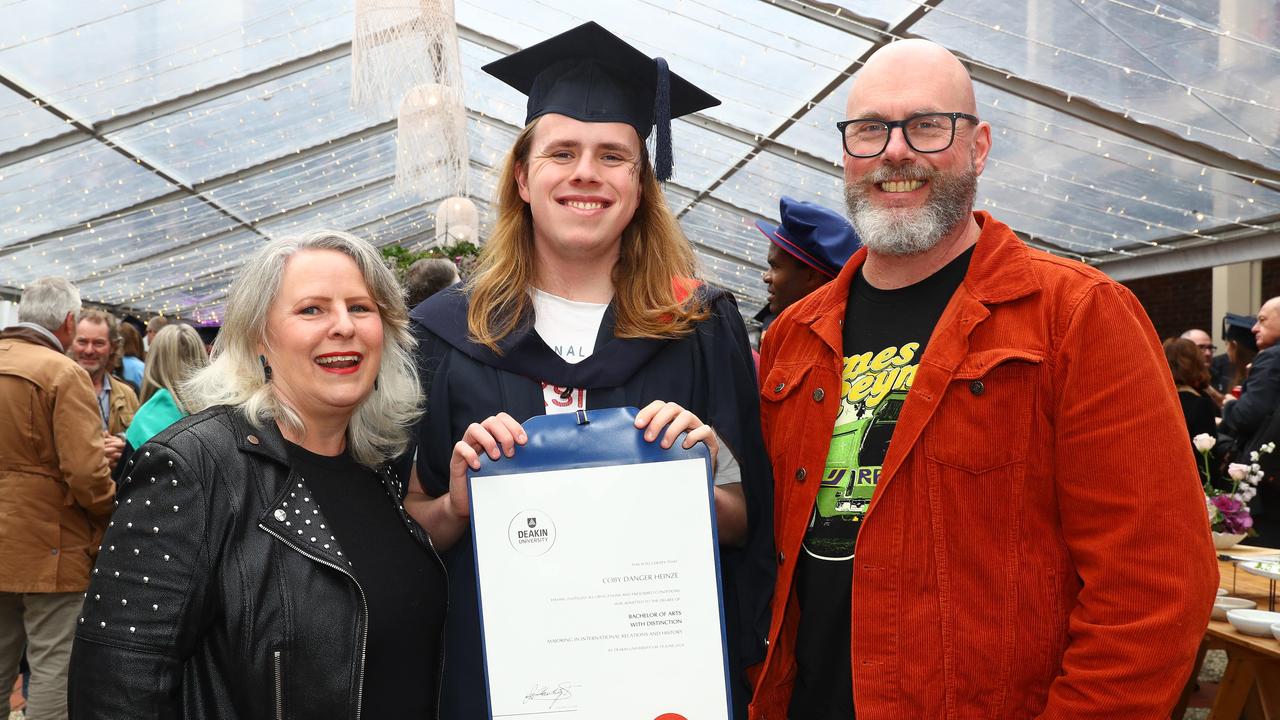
[103,432,125,470]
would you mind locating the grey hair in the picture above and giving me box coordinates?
[19,277,81,332]
[141,324,209,410]
[182,229,423,467]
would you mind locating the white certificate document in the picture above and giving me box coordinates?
[469,457,731,719]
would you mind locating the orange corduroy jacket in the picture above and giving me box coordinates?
[750,212,1218,720]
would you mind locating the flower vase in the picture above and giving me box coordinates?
[1212,531,1247,550]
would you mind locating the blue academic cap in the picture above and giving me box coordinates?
[755,197,862,279]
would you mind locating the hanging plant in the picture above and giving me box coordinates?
[381,240,481,283]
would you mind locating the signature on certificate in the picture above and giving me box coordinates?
[523,682,578,709]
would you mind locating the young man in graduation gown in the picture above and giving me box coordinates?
[402,23,774,719]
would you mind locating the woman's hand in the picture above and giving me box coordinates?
[634,400,718,470]
[447,412,527,519]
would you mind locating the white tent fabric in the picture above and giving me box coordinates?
[0,0,1277,322]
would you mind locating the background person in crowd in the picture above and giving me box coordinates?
[112,323,210,478]
[404,257,461,308]
[117,321,145,393]
[69,310,139,475]
[143,315,168,350]
[1220,296,1280,545]
[751,39,1216,720]
[68,230,446,719]
[1164,338,1220,484]
[753,196,861,335]
[1180,328,1225,406]
[1220,312,1258,397]
[0,277,114,720]
[405,23,773,720]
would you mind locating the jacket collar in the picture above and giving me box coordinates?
[228,408,292,467]
[0,323,63,353]
[789,211,1039,328]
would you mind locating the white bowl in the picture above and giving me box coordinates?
[1226,608,1280,637]
[1213,597,1257,620]
[1213,532,1248,550]
[1272,622,1280,642]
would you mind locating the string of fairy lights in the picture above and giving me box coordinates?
[0,0,1276,317]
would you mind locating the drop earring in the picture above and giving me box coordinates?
[259,354,272,382]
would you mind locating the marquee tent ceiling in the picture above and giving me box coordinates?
[1,0,1278,322]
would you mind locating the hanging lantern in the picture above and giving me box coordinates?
[395,83,469,198]
[350,0,464,118]
[435,195,479,245]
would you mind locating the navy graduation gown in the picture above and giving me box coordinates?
[410,284,774,720]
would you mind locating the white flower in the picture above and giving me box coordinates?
[1241,486,1258,502]
[1250,451,1260,462]
[1264,442,1276,453]
[1229,463,1252,481]
[1193,434,1216,452]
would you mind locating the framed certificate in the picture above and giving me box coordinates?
[468,407,732,719]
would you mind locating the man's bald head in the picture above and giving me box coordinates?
[1254,296,1280,350]
[849,40,977,118]
[841,39,990,258]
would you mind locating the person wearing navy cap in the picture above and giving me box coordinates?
[758,196,861,321]
[404,22,774,720]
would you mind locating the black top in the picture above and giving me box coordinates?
[409,284,774,720]
[287,443,446,719]
[790,247,973,720]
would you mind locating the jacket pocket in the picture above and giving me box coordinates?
[924,351,1043,474]
[759,363,818,463]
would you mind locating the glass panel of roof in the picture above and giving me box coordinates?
[84,231,259,308]
[107,55,377,187]
[974,82,1280,253]
[256,180,426,238]
[204,130,398,222]
[0,139,175,247]
[143,274,235,319]
[455,0,871,136]
[0,194,238,289]
[669,120,754,194]
[775,73,853,164]
[0,83,70,155]
[913,0,1280,170]
[0,0,351,124]
[680,200,768,269]
[826,0,922,28]
[710,150,844,220]
[460,38,525,127]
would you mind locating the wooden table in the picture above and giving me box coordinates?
[1176,544,1280,719]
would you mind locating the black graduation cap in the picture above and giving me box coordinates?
[481,21,719,181]
[1223,312,1258,352]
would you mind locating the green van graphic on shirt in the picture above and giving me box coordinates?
[803,343,919,560]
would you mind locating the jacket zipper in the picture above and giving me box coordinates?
[260,523,369,720]
[273,650,284,720]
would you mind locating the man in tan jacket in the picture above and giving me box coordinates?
[69,310,139,472]
[0,277,114,720]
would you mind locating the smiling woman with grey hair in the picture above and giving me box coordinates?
[68,230,447,719]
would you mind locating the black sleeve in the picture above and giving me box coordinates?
[1222,349,1280,439]
[69,435,223,720]
[412,322,454,499]
[697,291,776,709]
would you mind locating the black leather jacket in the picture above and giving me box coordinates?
[68,405,445,719]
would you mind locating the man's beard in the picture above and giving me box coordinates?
[844,161,977,257]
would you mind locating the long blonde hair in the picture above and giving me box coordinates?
[182,230,422,467]
[466,118,707,353]
[140,324,209,410]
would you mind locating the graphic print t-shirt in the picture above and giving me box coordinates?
[531,288,609,414]
[789,247,973,720]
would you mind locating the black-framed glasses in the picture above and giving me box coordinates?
[837,112,979,158]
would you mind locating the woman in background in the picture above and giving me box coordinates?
[117,321,145,392]
[123,323,209,453]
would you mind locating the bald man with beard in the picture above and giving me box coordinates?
[750,40,1216,719]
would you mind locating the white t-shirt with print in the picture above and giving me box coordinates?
[529,287,741,486]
